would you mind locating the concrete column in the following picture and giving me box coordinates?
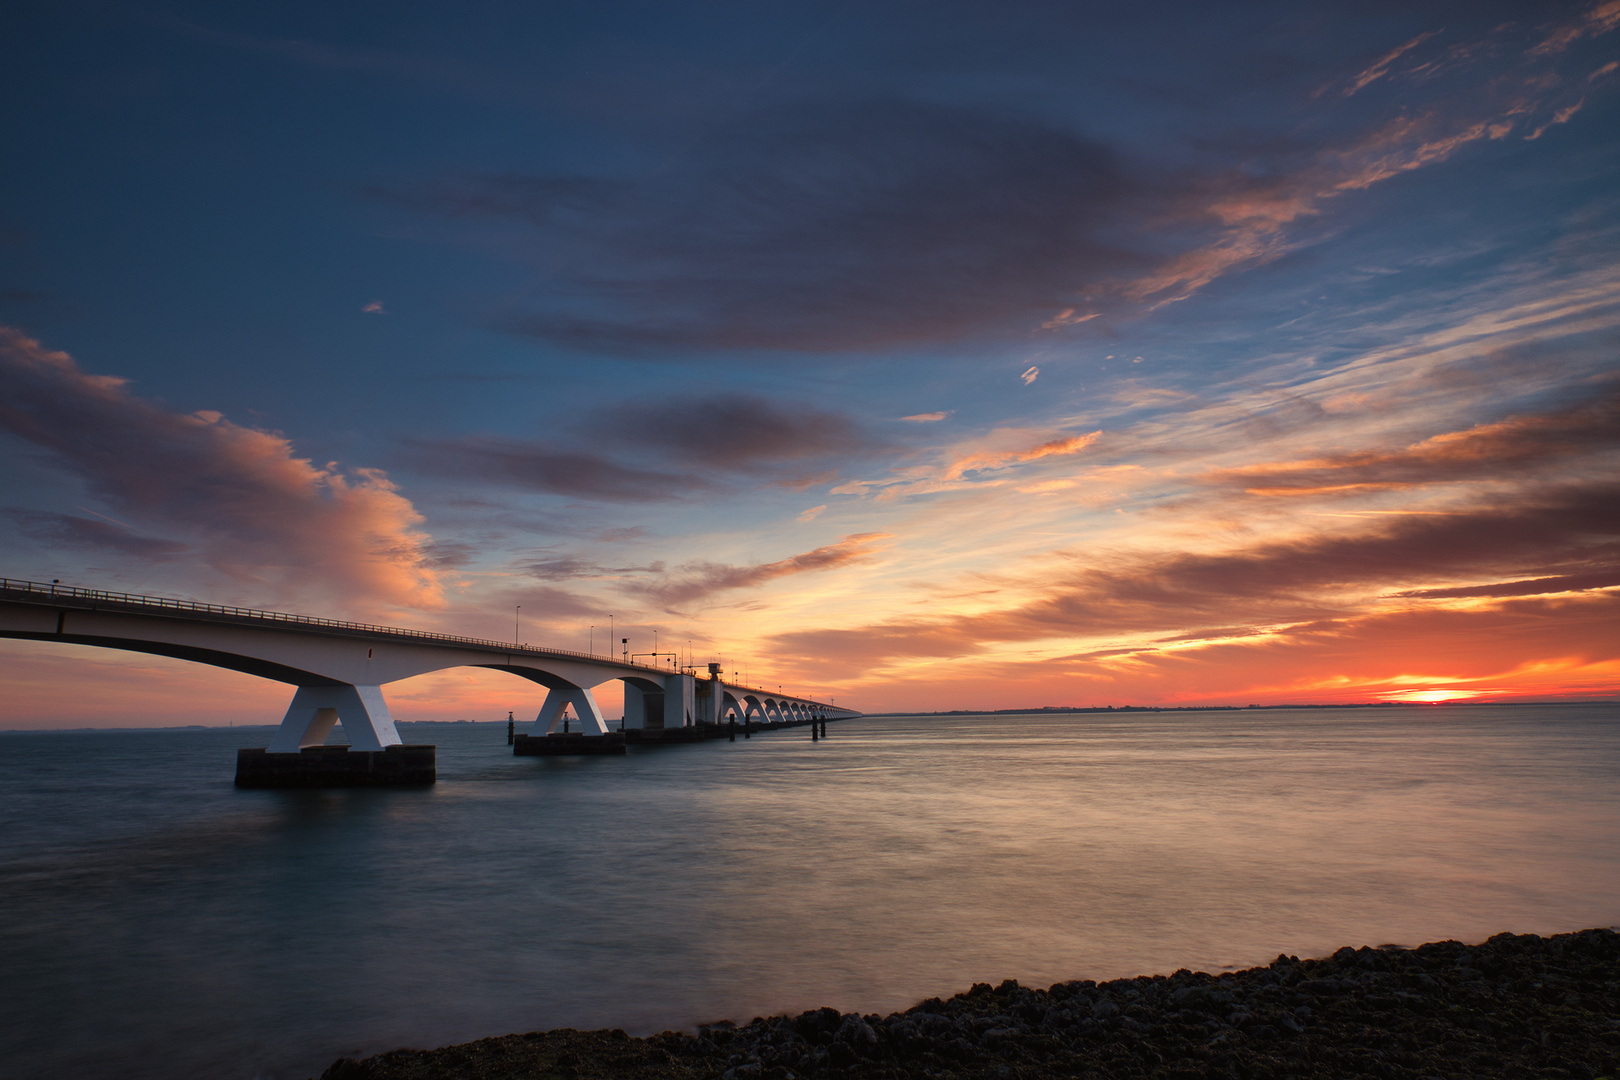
[622,681,648,729]
[663,672,693,728]
[267,684,402,752]
[532,684,610,736]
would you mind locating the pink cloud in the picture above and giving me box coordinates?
[0,328,443,615]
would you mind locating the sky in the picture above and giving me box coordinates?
[2,0,1618,726]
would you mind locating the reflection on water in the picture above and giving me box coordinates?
[1,706,1616,1079]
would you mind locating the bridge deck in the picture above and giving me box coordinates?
[0,578,673,675]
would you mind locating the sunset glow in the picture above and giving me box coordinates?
[2,2,1618,726]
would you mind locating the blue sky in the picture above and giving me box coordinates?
[3,0,1618,722]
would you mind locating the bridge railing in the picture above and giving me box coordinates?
[0,577,673,673]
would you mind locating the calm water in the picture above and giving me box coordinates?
[1,706,1617,1079]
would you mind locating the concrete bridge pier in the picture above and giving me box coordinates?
[532,684,610,736]
[237,683,435,788]
[268,684,402,751]
[513,677,641,756]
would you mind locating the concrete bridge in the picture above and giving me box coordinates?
[0,578,857,780]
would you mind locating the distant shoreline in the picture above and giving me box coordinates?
[855,698,1619,717]
[2,698,1615,734]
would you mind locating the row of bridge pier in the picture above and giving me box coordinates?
[0,579,859,789]
[237,711,844,787]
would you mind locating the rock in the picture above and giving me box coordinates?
[833,1014,879,1057]
[792,1007,842,1042]
[307,928,1620,1080]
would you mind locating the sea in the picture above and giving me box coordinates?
[1,705,1616,1080]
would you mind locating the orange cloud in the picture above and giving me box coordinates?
[1210,388,1620,495]
[762,482,1620,689]
[944,431,1102,481]
[0,328,443,616]
[776,592,1620,713]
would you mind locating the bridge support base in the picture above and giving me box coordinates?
[622,725,710,744]
[234,744,436,788]
[513,732,626,755]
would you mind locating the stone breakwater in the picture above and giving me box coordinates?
[320,929,1619,1080]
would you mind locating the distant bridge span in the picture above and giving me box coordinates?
[0,579,856,752]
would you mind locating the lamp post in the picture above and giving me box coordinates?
[589,625,594,655]
[515,605,521,646]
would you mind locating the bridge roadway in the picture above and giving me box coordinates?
[0,579,857,780]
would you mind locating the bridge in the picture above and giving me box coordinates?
[0,578,858,783]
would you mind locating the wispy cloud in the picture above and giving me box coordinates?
[901,411,951,423]
[944,431,1102,482]
[522,554,665,581]
[370,7,1619,357]
[1208,386,1620,495]
[1337,31,1442,98]
[634,532,891,610]
[765,481,1620,682]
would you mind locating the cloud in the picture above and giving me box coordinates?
[359,9,1618,355]
[1338,31,1442,98]
[901,412,951,423]
[406,436,697,501]
[1530,0,1620,57]
[362,300,386,314]
[797,505,827,522]
[944,431,1102,482]
[1020,366,1039,385]
[409,392,881,500]
[522,554,665,581]
[11,511,191,560]
[635,532,890,610]
[1210,387,1620,494]
[1118,13,1619,307]
[764,481,1620,676]
[611,393,878,473]
[0,328,443,613]
[1392,571,1620,600]
[829,426,1106,502]
[391,97,1142,352]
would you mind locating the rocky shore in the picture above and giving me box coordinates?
[320,928,1618,1080]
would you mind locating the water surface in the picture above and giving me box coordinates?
[1,705,1616,1079]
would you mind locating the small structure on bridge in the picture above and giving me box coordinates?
[0,578,859,785]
